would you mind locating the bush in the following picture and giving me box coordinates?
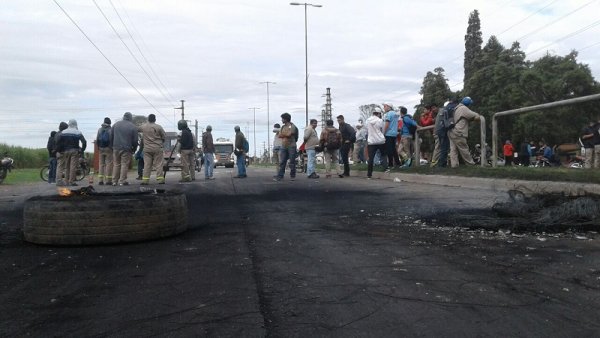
[0,143,50,169]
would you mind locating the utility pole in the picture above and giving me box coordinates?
[194,119,199,147]
[175,100,185,120]
[248,107,261,159]
[324,87,332,122]
[259,81,276,163]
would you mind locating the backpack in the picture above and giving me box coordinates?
[403,116,417,137]
[242,138,249,153]
[326,129,341,150]
[99,128,110,148]
[440,104,458,131]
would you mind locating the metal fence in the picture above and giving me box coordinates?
[491,93,600,167]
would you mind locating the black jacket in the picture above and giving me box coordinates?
[180,128,194,150]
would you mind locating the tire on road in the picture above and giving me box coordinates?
[23,191,188,245]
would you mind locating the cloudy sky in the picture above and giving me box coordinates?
[1,0,600,156]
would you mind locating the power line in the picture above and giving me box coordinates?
[527,17,600,56]
[92,0,174,111]
[515,0,596,42]
[52,0,168,121]
[108,0,177,105]
[497,0,559,36]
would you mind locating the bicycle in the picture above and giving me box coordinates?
[41,157,90,182]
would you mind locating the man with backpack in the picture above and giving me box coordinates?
[448,96,481,168]
[234,125,248,178]
[320,119,343,178]
[398,106,418,168]
[382,103,401,170]
[336,115,356,176]
[274,113,298,181]
[96,117,113,185]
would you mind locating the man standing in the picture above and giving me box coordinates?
[429,104,442,167]
[365,107,386,179]
[398,107,418,168]
[337,115,356,176]
[581,119,597,169]
[437,99,459,167]
[111,112,138,186]
[138,113,165,185]
[503,140,515,166]
[46,131,58,184]
[274,113,298,181]
[272,123,282,166]
[203,125,215,180]
[177,120,195,182]
[54,122,68,185]
[234,126,248,178]
[448,97,481,168]
[304,119,320,179]
[382,103,401,169]
[353,123,367,164]
[55,119,87,186]
[96,117,113,185]
[319,119,343,178]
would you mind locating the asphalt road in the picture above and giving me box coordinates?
[1,167,599,337]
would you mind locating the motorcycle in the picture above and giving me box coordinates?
[0,152,15,184]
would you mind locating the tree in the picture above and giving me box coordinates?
[415,67,453,122]
[464,10,483,83]
[358,104,381,124]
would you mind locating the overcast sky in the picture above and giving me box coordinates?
[1,0,599,155]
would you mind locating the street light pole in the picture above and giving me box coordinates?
[290,2,322,126]
[248,107,261,159]
[259,81,276,163]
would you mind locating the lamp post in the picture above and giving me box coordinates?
[290,2,322,126]
[248,107,261,159]
[259,81,276,163]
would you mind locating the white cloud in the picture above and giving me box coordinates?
[1,0,599,155]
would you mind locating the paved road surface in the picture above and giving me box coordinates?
[1,167,599,336]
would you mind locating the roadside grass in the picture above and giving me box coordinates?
[0,168,43,185]
[3,164,599,185]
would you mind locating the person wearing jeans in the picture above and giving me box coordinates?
[304,119,320,178]
[203,125,215,179]
[274,113,298,181]
[234,126,247,178]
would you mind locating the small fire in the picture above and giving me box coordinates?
[58,187,73,197]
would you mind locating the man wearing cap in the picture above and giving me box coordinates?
[234,126,248,178]
[139,114,166,184]
[448,97,481,168]
[111,112,139,186]
[382,103,401,170]
[202,125,215,179]
[96,117,113,185]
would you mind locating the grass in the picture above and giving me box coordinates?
[0,168,44,185]
[2,164,599,185]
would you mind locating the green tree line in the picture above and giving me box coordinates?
[414,10,600,149]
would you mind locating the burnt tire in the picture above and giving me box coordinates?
[23,192,188,245]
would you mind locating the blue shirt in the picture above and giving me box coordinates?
[384,111,399,137]
[401,115,418,136]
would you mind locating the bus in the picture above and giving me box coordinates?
[214,138,234,168]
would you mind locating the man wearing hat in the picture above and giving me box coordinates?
[96,117,113,185]
[202,125,215,180]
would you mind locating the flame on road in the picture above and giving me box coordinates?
[58,187,73,197]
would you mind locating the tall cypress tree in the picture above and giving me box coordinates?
[464,10,483,83]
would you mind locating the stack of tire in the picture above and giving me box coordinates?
[23,192,188,245]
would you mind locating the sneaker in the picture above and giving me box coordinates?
[367,176,372,180]
[119,182,129,186]
[112,183,118,186]
[179,179,192,183]
[384,167,391,173]
[98,181,104,186]
[136,176,142,180]
[338,174,344,178]
[273,176,282,181]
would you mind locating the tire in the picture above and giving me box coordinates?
[76,166,89,181]
[0,168,6,184]
[23,192,188,245]
[40,166,49,182]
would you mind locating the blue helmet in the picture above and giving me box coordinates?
[462,96,473,106]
